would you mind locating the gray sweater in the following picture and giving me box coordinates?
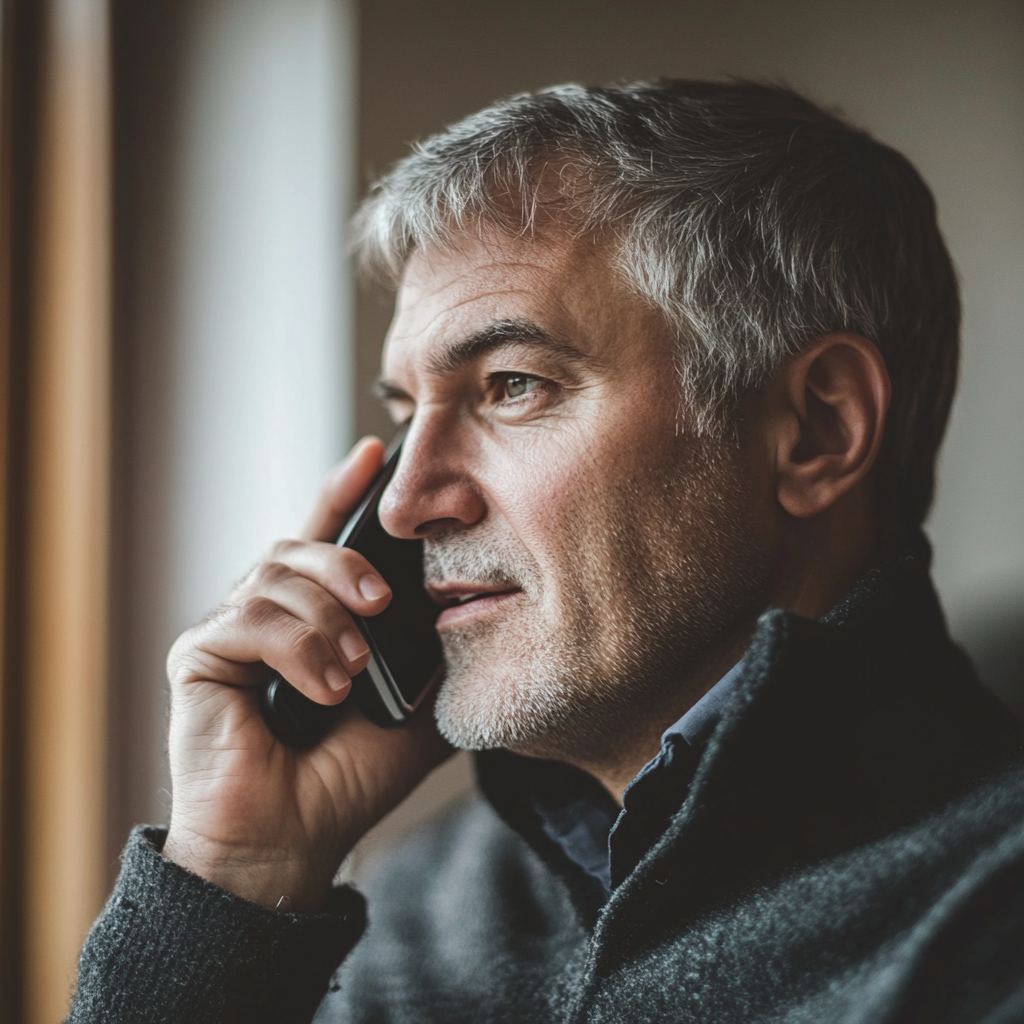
[68,538,1024,1023]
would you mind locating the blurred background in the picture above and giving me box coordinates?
[0,0,1020,1020]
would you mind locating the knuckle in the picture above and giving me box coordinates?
[166,619,213,673]
[340,545,373,566]
[167,649,210,688]
[335,547,373,581]
[237,594,279,630]
[311,584,345,618]
[252,560,291,590]
[166,632,192,678]
[268,538,301,561]
[291,623,332,664]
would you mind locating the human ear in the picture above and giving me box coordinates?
[773,333,891,518]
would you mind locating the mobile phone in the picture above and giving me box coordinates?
[259,433,444,749]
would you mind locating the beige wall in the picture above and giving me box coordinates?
[358,0,1024,607]
[351,0,1024,857]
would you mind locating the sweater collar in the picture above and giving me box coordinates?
[475,532,1024,930]
[525,660,747,899]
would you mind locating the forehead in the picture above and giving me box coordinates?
[382,230,660,374]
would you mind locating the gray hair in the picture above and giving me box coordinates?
[353,80,960,527]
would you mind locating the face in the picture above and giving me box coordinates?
[377,229,770,768]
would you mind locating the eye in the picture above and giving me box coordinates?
[499,374,540,400]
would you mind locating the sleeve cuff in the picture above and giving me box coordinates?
[67,826,366,1024]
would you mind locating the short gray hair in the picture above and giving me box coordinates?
[353,80,960,527]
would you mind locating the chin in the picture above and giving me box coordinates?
[432,644,575,752]
[432,667,530,751]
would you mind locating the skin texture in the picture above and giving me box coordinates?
[163,438,452,911]
[379,234,770,788]
[163,227,890,909]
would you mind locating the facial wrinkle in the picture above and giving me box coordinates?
[425,430,771,773]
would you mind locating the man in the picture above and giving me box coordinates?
[69,81,1024,1023]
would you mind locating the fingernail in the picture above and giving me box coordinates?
[325,664,350,694]
[358,574,390,601]
[339,629,370,664]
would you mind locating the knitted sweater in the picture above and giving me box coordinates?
[67,539,1024,1023]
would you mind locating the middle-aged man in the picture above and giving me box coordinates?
[69,81,1024,1023]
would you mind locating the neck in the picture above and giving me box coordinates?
[581,489,883,804]
[572,628,754,805]
[771,485,882,619]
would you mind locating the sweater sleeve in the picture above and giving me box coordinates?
[66,826,367,1024]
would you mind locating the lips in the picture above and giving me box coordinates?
[427,582,518,606]
[427,582,521,626]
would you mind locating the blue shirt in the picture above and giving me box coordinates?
[529,661,745,896]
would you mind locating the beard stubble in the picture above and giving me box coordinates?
[426,431,771,770]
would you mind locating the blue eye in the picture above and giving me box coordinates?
[504,375,538,399]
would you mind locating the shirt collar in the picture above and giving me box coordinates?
[622,659,746,799]
[531,660,745,898]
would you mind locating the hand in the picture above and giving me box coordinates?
[162,437,452,911]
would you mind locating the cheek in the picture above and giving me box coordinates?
[486,430,646,590]
[483,436,608,573]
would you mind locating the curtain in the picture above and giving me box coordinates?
[0,1,111,1021]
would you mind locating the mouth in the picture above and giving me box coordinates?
[427,582,522,627]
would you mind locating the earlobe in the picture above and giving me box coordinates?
[775,334,891,519]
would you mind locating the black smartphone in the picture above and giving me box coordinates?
[260,433,444,749]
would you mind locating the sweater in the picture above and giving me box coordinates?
[67,536,1024,1023]
[530,659,746,896]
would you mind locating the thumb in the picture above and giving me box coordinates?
[301,436,385,542]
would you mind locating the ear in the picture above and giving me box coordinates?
[772,333,891,518]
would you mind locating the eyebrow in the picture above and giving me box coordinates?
[374,317,592,403]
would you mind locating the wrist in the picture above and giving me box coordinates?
[162,826,339,912]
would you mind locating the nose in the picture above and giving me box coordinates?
[377,416,486,539]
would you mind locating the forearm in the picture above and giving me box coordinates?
[67,827,366,1024]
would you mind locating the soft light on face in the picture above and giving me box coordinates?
[376,229,770,768]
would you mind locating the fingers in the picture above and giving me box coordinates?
[302,436,385,543]
[243,548,389,669]
[180,595,353,706]
[265,541,392,613]
[172,545,393,707]
[169,436,395,709]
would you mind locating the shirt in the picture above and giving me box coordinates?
[530,661,745,896]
